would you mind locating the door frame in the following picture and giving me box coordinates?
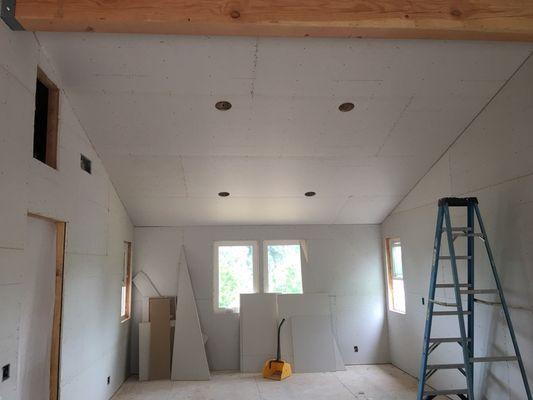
[28,213,66,400]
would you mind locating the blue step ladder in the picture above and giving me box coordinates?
[417,197,532,400]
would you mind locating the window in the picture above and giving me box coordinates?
[214,241,258,312]
[33,68,59,169]
[264,240,303,294]
[386,238,405,314]
[121,242,132,321]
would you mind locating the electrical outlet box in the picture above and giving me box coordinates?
[2,364,10,382]
[354,346,359,352]
[107,376,110,385]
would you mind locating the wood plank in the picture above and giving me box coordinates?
[8,0,533,41]
[149,297,171,380]
[50,221,66,400]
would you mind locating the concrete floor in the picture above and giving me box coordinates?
[113,364,447,399]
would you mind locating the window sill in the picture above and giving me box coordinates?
[389,309,406,315]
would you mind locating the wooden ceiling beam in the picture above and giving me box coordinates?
[2,0,533,41]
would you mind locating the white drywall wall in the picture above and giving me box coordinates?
[132,224,389,371]
[0,22,133,400]
[382,54,533,398]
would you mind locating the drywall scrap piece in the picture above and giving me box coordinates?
[139,322,150,381]
[240,293,278,372]
[291,314,336,373]
[133,271,161,298]
[171,248,210,380]
[149,297,171,380]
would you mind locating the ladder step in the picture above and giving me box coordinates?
[460,289,498,295]
[429,337,471,343]
[433,311,472,316]
[442,227,472,232]
[436,283,470,288]
[440,256,471,260]
[427,363,465,370]
[472,356,518,363]
[424,388,468,396]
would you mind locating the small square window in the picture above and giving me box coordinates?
[386,238,406,314]
[213,241,258,313]
[33,68,59,169]
[264,240,303,294]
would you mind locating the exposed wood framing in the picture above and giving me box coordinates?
[4,0,533,41]
[50,220,66,400]
[36,67,59,170]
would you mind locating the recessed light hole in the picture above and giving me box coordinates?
[338,102,355,112]
[215,101,232,111]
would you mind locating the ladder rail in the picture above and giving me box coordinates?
[443,204,474,400]
[473,204,532,400]
[467,203,475,391]
[416,207,444,400]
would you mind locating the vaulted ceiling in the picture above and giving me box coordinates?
[38,33,532,225]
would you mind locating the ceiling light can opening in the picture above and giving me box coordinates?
[215,101,232,111]
[218,191,230,197]
[338,102,355,112]
[305,191,316,197]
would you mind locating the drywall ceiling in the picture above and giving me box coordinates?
[37,33,532,226]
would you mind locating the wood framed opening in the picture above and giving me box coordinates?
[121,241,132,322]
[27,213,66,400]
[33,67,59,169]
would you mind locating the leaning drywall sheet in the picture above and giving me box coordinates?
[171,248,210,380]
[133,271,161,297]
[240,293,278,372]
[291,314,336,373]
[277,293,331,365]
[139,322,150,381]
[149,297,171,380]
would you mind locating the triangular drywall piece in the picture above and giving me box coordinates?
[171,246,210,380]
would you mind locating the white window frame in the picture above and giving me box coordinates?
[385,237,406,314]
[213,240,259,313]
[263,240,303,294]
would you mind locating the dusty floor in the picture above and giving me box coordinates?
[113,364,446,399]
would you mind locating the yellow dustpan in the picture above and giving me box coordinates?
[262,318,292,381]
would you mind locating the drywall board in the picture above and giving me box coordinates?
[138,322,150,381]
[277,293,331,317]
[276,293,332,366]
[171,249,210,380]
[35,32,533,226]
[291,315,336,373]
[133,271,161,298]
[149,298,171,380]
[240,293,278,372]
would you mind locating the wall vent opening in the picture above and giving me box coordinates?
[80,154,92,174]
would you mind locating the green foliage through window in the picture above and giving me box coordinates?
[218,245,254,310]
[267,244,303,294]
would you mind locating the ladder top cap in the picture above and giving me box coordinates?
[438,197,478,207]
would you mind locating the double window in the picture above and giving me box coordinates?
[214,240,304,312]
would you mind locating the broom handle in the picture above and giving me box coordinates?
[277,318,286,361]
